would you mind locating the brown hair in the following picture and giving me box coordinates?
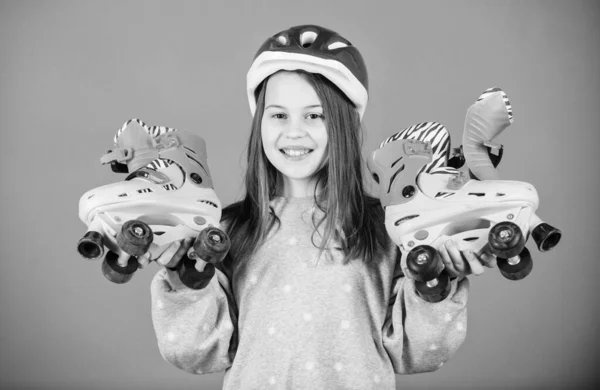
[222,70,388,269]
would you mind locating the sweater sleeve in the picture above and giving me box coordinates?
[150,262,238,375]
[382,248,469,374]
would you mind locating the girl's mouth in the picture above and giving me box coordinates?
[280,148,313,158]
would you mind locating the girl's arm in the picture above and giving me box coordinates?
[150,241,238,375]
[382,247,469,374]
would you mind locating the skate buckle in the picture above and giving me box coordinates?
[101,148,133,164]
[482,141,503,156]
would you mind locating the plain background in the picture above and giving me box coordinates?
[1,0,598,389]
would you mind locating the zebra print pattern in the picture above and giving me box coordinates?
[113,118,178,145]
[379,122,457,174]
[476,86,513,123]
[115,118,180,191]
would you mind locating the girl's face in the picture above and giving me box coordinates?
[261,71,328,196]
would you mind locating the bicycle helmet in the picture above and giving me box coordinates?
[247,24,369,119]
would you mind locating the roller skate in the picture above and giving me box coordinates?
[368,98,561,303]
[77,119,230,289]
[447,87,512,180]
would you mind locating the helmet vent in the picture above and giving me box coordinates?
[276,34,288,45]
[327,41,348,50]
[300,31,318,48]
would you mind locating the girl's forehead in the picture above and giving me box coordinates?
[264,72,322,107]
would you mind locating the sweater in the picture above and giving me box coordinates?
[151,196,469,389]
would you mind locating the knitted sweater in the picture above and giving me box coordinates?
[151,196,469,389]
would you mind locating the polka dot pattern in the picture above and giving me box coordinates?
[151,198,469,387]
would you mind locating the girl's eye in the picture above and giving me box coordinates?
[307,113,324,120]
[272,113,287,119]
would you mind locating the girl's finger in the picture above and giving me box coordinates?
[156,241,182,268]
[194,259,208,273]
[462,250,485,276]
[479,252,497,268]
[439,241,459,277]
[157,238,193,269]
[138,252,151,269]
[479,244,497,268]
[445,240,466,275]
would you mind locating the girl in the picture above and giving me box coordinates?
[145,25,495,389]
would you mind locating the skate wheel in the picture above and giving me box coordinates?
[77,231,105,260]
[117,220,153,256]
[532,223,562,252]
[414,270,451,303]
[101,251,139,284]
[488,221,525,258]
[192,227,231,264]
[406,245,443,283]
[178,254,216,290]
[497,247,533,281]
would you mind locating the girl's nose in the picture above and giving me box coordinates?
[284,118,307,138]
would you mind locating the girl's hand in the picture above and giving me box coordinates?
[136,237,208,272]
[439,239,497,278]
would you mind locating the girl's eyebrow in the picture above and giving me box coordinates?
[265,104,322,110]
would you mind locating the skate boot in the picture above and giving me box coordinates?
[77,119,230,289]
[368,124,561,303]
[447,87,512,180]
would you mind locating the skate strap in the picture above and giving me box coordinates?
[125,167,171,185]
[100,147,161,166]
[482,140,503,156]
[101,148,132,164]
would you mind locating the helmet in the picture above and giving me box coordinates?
[247,25,369,119]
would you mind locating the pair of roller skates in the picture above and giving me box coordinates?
[368,88,562,302]
[77,119,230,289]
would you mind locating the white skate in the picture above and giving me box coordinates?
[77,119,230,289]
[368,93,561,302]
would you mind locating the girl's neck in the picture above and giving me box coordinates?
[278,176,324,199]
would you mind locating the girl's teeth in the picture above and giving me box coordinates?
[282,149,311,157]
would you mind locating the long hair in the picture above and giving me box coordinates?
[222,70,388,269]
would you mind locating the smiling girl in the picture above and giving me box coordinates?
[146,25,493,389]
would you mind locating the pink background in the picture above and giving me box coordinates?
[1,1,597,389]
